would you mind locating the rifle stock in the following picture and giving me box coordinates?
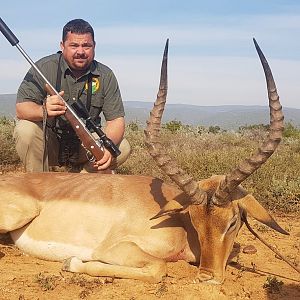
[45,84,104,161]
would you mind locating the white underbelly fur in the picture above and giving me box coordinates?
[10,227,93,262]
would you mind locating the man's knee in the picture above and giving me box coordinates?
[13,120,46,172]
[118,138,131,165]
[111,138,131,169]
[14,120,43,146]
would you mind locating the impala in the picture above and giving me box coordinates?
[0,39,288,284]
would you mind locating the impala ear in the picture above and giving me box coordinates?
[150,200,187,220]
[238,194,288,235]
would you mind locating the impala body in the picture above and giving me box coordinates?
[0,39,287,284]
[0,172,286,283]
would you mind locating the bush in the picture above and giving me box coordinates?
[163,120,183,133]
[0,117,20,169]
[283,122,300,138]
[208,125,222,134]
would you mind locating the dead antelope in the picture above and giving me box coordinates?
[0,39,290,284]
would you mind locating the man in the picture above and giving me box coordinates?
[14,19,131,173]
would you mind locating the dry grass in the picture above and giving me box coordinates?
[1,117,299,213]
[0,117,20,172]
[119,123,300,213]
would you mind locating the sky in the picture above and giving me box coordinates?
[1,0,300,109]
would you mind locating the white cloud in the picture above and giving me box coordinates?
[0,14,299,109]
[104,54,300,109]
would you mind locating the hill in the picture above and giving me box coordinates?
[124,101,300,129]
[0,94,17,119]
[1,94,300,130]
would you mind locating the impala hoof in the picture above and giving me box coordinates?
[62,256,82,272]
[192,269,224,285]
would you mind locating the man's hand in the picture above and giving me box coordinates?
[46,91,66,117]
[90,117,125,170]
[93,148,113,170]
[16,92,66,122]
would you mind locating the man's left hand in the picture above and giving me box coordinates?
[93,148,113,170]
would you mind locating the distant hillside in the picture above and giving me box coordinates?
[125,102,300,130]
[0,94,16,118]
[1,94,300,130]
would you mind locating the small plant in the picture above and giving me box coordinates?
[208,125,221,134]
[283,122,300,139]
[163,120,183,133]
[255,224,270,233]
[67,273,113,299]
[127,121,140,132]
[238,123,269,132]
[35,272,60,291]
[155,282,168,297]
[263,276,283,293]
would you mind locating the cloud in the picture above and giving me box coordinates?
[0,12,299,109]
[104,54,300,108]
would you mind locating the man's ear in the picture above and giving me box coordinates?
[238,194,288,235]
[150,200,186,220]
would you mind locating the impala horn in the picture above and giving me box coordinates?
[212,39,284,206]
[145,39,207,210]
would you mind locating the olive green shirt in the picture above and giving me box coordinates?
[17,53,125,122]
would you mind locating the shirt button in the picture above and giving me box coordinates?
[72,97,76,101]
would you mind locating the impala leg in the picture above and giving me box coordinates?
[62,241,167,283]
[0,189,39,233]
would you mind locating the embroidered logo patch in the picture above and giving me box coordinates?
[85,77,100,94]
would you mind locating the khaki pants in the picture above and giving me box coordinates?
[13,119,131,173]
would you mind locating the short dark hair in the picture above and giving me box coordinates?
[62,19,95,42]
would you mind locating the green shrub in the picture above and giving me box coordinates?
[263,276,283,294]
[208,125,222,134]
[163,120,183,133]
[283,122,300,138]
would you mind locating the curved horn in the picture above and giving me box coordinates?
[212,38,284,206]
[144,39,207,205]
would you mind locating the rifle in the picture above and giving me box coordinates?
[0,17,121,162]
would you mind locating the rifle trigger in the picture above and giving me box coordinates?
[86,150,95,162]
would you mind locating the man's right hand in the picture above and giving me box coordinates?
[45,91,67,117]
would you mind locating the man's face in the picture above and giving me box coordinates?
[60,32,95,72]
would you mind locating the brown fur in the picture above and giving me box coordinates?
[0,172,286,283]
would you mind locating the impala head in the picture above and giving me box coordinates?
[145,39,288,284]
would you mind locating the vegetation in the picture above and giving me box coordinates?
[263,276,284,294]
[1,117,300,213]
[35,272,60,291]
[0,117,20,171]
[162,120,184,133]
[120,120,300,213]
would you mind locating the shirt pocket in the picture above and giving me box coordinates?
[89,94,104,125]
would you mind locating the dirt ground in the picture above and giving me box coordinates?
[0,215,299,300]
